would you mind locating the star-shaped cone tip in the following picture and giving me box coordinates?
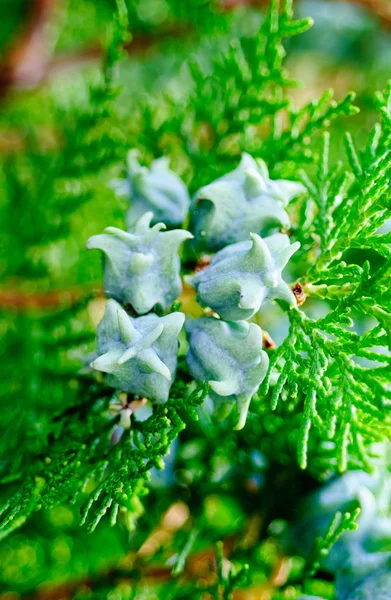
[93,304,184,400]
[117,322,164,365]
[117,308,140,346]
[138,350,172,380]
[87,213,191,314]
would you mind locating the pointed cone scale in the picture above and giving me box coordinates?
[149,222,167,235]
[117,346,138,365]
[233,393,252,431]
[132,211,154,234]
[86,233,126,255]
[255,158,269,180]
[101,299,122,330]
[165,229,194,247]
[117,310,140,346]
[160,312,186,339]
[127,149,143,175]
[239,152,258,171]
[244,168,267,198]
[195,185,220,205]
[248,233,274,268]
[272,280,296,305]
[152,156,170,171]
[90,348,123,373]
[103,227,137,246]
[276,241,301,270]
[141,323,164,348]
[138,349,172,380]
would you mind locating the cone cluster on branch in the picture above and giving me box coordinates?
[88,151,303,428]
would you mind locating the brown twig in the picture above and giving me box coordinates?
[0,284,100,312]
[0,0,56,99]
[349,0,391,25]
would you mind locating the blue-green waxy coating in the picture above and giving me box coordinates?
[87,212,193,314]
[112,150,190,227]
[190,152,304,252]
[337,562,391,600]
[91,299,185,403]
[185,317,269,430]
[293,466,391,600]
[186,232,300,321]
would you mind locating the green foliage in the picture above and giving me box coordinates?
[260,84,391,473]
[1,2,128,282]
[133,0,358,191]
[213,540,250,600]
[1,1,391,599]
[304,508,361,581]
[0,0,132,538]
[0,374,209,537]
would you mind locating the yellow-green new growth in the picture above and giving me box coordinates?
[91,299,185,403]
[87,212,192,314]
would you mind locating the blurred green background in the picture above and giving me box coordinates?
[0,1,390,598]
